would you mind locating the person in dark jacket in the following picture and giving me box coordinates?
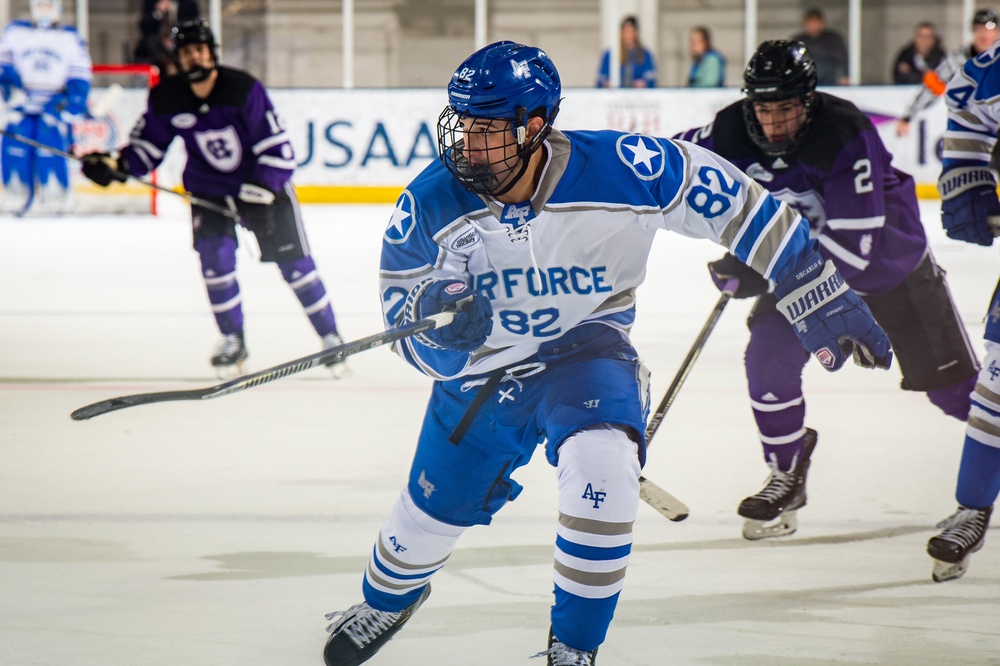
[893,21,945,84]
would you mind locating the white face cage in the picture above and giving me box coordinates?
[30,0,62,28]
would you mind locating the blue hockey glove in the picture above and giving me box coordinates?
[774,250,892,372]
[410,279,493,352]
[938,166,1000,246]
[707,253,770,299]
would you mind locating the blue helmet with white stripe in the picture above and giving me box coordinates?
[437,41,562,197]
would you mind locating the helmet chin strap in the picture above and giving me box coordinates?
[184,65,215,84]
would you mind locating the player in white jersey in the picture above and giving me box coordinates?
[0,0,91,214]
[321,41,891,666]
[930,39,1000,582]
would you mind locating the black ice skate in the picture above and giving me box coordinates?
[210,332,247,377]
[323,585,430,666]
[927,504,993,582]
[322,331,351,378]
[531,627,598,666]
[738,428,817,540]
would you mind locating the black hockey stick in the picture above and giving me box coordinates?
[638,280,737,521]
[0,127,238,219]
[70,311,458,421]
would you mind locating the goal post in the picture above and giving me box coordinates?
[71,64,160,214]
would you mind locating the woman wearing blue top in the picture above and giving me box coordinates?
[596,15,656,88]
[688,26,726,87]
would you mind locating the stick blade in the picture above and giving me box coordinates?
[639,476,689,522]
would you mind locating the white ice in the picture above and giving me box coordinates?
[0,198,998,665]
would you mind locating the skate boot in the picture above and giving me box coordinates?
[738,428,817,540]
[323,585,430,666]
[927,505,993,582]
[322,331,350,378]
[210,332,247,377]
[531,627,598,665]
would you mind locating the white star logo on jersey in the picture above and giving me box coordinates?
[616,134,665,180]
[385,190,416,244]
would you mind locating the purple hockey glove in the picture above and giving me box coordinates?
[774,250,892,372]
[707,253,769,299]
[938,166,999,247]
[412,279,493,352]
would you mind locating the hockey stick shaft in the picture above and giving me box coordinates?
[70,312,456,421]
[638,280,737,522]
[0,127,238,219]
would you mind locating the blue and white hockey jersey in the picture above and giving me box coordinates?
[380,129,814,380]
[941,41,1000,171]
[0,20,91,113]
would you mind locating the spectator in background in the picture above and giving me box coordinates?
[133,0,199,76]
[897,9,1000,137]
[892,21,945,84]
[792,8,849,85]
[687,26,726,87]
[596,15,657,88]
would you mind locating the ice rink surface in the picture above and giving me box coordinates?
[1,198,998,665]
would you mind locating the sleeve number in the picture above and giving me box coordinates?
[946,85,975,110]
[853,159,873,194]
[687,166,740,219]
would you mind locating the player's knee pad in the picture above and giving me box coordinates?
[278,256,317,285]
[967,341,1000,447]
[34,117,69,188]
[363,488,467,610]
[195,235,238,278]
[555,425,639,597]
[927,374,977,422]
[745,313,809,397]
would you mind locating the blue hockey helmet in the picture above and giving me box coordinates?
[438,41,562,197]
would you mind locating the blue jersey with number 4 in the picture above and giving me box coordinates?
[942,41,1000,171]
[379,128,814,380]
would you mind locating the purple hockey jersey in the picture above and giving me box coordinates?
[121,66,295,198]
[675,93,927,294]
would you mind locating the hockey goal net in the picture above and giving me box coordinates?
[71,64,159,214]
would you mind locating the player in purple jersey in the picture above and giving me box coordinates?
[320,40,889,666]
[79,19,345,376]
[675,40,980,541]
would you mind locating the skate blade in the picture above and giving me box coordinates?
[932,556,970,582]
[213,360,246,380]
[326,362,352,380]
[742,511,798,540]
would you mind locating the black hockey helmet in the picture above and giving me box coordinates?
[974,8,999,28]
[741,40,818,157]
[172,19,218,82]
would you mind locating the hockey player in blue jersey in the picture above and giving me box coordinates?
[928,40,1000,582]
[0,0,91,214]
[675,41,980,542]
[321,41,890,666]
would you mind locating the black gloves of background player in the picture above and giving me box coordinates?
[707,253,770,299]
[81,153,129,187]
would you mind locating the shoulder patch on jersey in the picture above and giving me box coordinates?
[615,134,665,180]
[385,190,417,244]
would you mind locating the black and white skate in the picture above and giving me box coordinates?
[531,627,598,665]
[738,429,817,540]
[323,585,430,666]
[927,505,993,582]
[322,331,351,378]
[210,332,247,378]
